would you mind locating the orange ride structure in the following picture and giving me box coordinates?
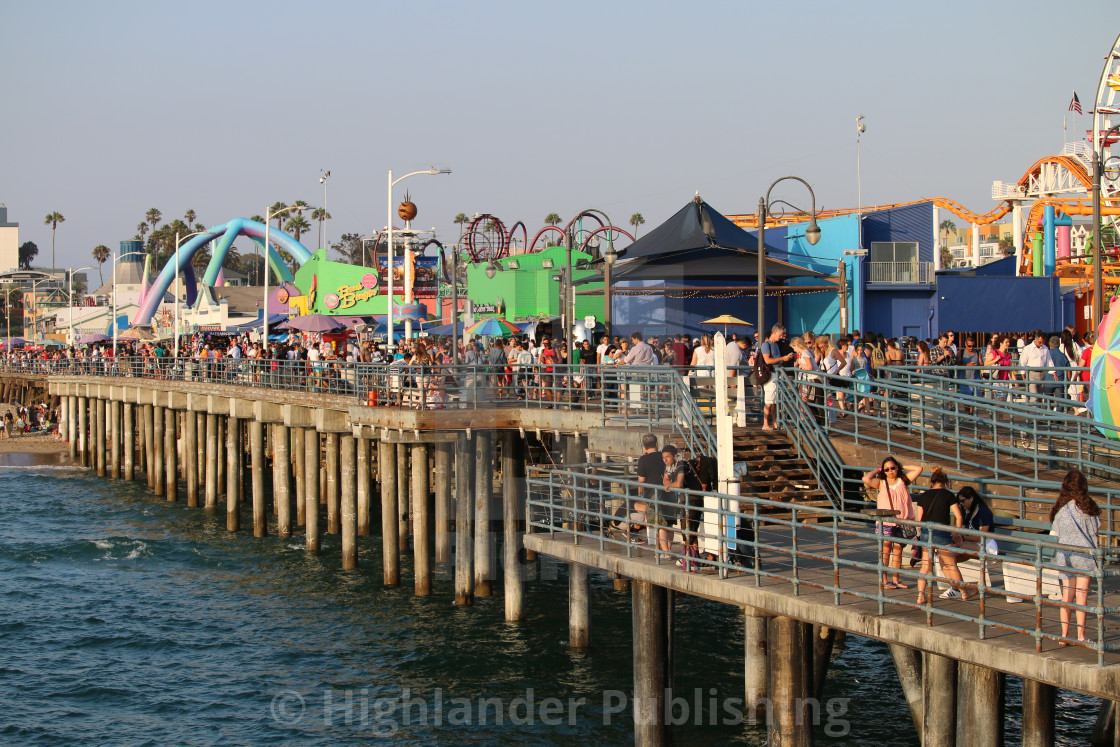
[728,30,1120,326]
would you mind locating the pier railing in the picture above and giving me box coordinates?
[527,467,1120,665]
[12,356,718,459]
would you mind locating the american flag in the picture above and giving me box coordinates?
[1069,92,1082,115]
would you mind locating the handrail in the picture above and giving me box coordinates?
[526,467,1120,665]
[772,368,846,509]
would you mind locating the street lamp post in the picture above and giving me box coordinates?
[174,230,215,358]
[263,204,313,344]
[443,246,465,364]
[386,167,451,348]
[1092,124,1120,326]
[757,176,823,337]
[68,266,93,346]
[319,170,331,251]
[2,285,14,352]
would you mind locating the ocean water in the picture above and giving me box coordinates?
[0,460,1102,745]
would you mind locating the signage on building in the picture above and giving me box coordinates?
[324,272,380,310]
[473,303,500,314]
[378,255,438,298]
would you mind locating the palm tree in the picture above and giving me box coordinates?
[629,212,646,238]
[145,208,162,235]
[311,207,331,249]
[43,211,65,269]
[269,202,288,229]
[137,222,149,244]
[285,213,311,242]
[544,213,562,227]
[939,218,956,249]
[249,215,266,225]
[184,209,197,226]
[454,212,469,248]
[91,244,111,285]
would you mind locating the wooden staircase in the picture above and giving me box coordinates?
[733,426,835,520]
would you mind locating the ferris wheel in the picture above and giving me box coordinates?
[1093,32,1120,196]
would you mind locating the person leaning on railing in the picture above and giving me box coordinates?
[862,456,923,590]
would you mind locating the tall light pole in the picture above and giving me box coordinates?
[857,115,866,254]
[173,230,215,357]
[1092,124,1120,326]
[263,204,313,344]
[68,266,93,345]
[2,284,14,352]
[757,177,823,337]
[386,167,451,347]
[319,169,331,251]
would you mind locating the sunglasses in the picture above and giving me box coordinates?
[883,466,899,472]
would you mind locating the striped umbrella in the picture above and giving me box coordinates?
[465,316,522,337]
[1090,297,1120,439]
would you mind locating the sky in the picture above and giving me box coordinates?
[2,0,1118,271]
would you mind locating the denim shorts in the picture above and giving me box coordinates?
[920,528,953,547]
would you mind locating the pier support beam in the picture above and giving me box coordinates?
[216,417,226,496]
[454,431,474,606]
[502,432,525,622]
[196,413,205,494]
[379,439,399,586]
[293,428,305,527]
[226,416,240,531]
[184,409,198,506]
[250,420,266,537]
[632,580,670,746]
[111,401,121,479]
[569,562,590,648]
[67,395,77,459]
[340,435,358,571]
[412,443,431,595]
[888,643,924,737]
[153,406,165,496]
[1021,679,1055,747]
[474,430,493,597]
[204,414,218,509]
[95,398,106,477]
[274,424,291,538]
[958,663,1004,746]
[357,438,371,536]
[78,397,88,468]
[768,616,812,747]
[434,442,453,565]
[921,652,957,746]
[743,607,770,720]
[397,444,410,552]
[123,402,135,481]
[304,430,320,553]
[325,432,340,534]
[164,410,178,503]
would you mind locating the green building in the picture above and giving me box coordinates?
[463,245,604,322]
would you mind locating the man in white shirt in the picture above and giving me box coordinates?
[1018,331,1054,403]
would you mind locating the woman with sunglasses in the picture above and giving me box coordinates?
[863,456,923,589]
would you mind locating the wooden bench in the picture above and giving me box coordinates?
[933,514,1061,602]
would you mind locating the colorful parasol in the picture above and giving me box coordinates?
[465,316,522,337]
[1089,297,1120,439]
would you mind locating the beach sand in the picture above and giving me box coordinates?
[0,435,69,454]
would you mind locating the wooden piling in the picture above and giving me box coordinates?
[274,424,291,538]
[164,410,177,503]
[340,435,357,571]
[152,406,165,496]
[110,400,121,480]
[357,437,371,536]
[922,652,957,746]
[502,431,524,622]
[743,607,770,720]
[325,432,340,534]
[412,443,431,596]
[293,427,305,527]
[250,420,266,537]
[434,441,453,565]
[184,408,198,506]
[123,402,135,480]
[397,443,410,552]
[454,432,474,606]
[379,439,399,586]
[474,430,493,597]
[226,415,240,531]
[957,662,1004,746]
[78,397,88,468]
[888,643,924,736]
[204,413,218,508]
[95,398,106,477]
[632,581,669,746]
[67,395,77,459]
[768,616,812,747]
[569,562,590,648]
[304,430,320,553]
[1021,679,1055,747]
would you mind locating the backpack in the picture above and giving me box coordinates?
[751,343,772,386]
[870,344,886,370]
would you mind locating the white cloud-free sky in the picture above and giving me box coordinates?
[2,0,1117,269]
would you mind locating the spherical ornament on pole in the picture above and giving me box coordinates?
[398,192,418,222]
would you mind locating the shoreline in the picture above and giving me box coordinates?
[0,435,70,454]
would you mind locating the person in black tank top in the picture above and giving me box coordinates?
[914,468,968,603]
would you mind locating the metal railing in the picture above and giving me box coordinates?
[527,467,1120,665]
[867,261,934,284]
[6,356,719,459]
